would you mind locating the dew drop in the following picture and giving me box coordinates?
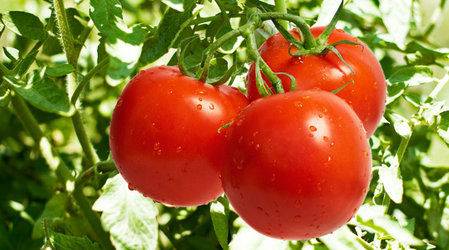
[270,173,276,182]
[309,125,317,132]
[169,90,174,94]
[327,155,332,162]
[257,206,264,212]
[128,183,135,191]
[199,97,203,101]
[196,104,202,110]
[176,146,182,153]
[209,103,215,110]
[330,141,335,147]
[318,113,323,118]
[323,136,329,142]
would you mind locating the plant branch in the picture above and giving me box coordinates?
[259,12,315,49]
[71,58,109,104]
[53,0,78,66]
[274,0,288,29]
[245,32,284,93]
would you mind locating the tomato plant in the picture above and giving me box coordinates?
[110,66,247,206]
[1,0,449,250]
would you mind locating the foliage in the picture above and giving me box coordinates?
[0,0,449,249]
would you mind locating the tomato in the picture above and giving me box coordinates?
[222,90,371,239]
[247,27,386,137]
[110,66,248,207]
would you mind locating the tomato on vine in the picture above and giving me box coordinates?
[110,66,248,206]
[221,90,371,239]
[247,27,386,137]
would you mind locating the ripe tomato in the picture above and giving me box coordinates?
[110,66,248,207]
[222,90,371,239]
[247,27,386,137]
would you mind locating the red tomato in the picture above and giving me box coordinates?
[222,90,371,239]
[247,27,386,137]
[110,66,248,207]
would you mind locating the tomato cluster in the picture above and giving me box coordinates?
[110,28,385,239]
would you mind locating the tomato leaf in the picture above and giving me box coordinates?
[388,113,412,138]
[379,0,412,48]
[92,174,158,250]
[1,11,46,40]
[438,111,449,147]
[379,157,403,203]
[229,221,290,250]
[320,226,373,250]
[210,197,230,250]
[3,74,73,116]
[139,1,196,65]
[90,0,147,82]
[48,231,102,250]
[355,205,423,247]
[0,85,10,107]
[32,193,69,239]
[45,64,74,77]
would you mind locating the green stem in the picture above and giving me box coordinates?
[0,63,11,75]
[317,1,344,46]
[72,188,114,250]
[72,111,100,167]
[274,0,288,30]
[53,0,78,66]
[259,12,315,49]
[71,58,109,104]
[198,27,244,81]
[397,135,411,164]
[76,160,116,186]
[245,32,284,93]
[10,94,44,142]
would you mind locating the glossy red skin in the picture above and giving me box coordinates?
[222,90,371,239]
[110,66,248,207]
[247,27,386,137]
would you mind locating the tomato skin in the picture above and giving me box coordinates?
[247,27,386,137]
[222,90,371,239]
[110,66,248,207]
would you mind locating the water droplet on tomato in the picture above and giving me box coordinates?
[323,136,329,142]
[255,144,260,150]
[169,90,174,94]
[176,146,182,153]
[318,113,323,118]
[330,141,335,147]
[309,125,317,132]
[294,215,301,222]
[128,183,135,191]
[270,173,276,182]
[196,104,202,110]
[209,103,214,110]
[257,206,264,212]
[327,155,332,162]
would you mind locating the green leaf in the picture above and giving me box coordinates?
[379,0,412,47]
[229,220,289,250]
[438,111,449,147]
[92,174,158,250]
[210,197,229,250]
[3,74,73,116]
[379,156,403,203]
[90,0,147,81]
[32,193,69,239]
[48,231,101,250]
[45,64,74,77]
[388,66,434,86]
[1,11,46,40]
[139,2,196,65]
[0,85,10,107]
[389,113,412,138]
[356,205,423,247]
[320,226,373,250]
[161,0,184,11]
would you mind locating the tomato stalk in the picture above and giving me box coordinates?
[245,31,284,94]
[259,12,316,49]
[274,0,288,30]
